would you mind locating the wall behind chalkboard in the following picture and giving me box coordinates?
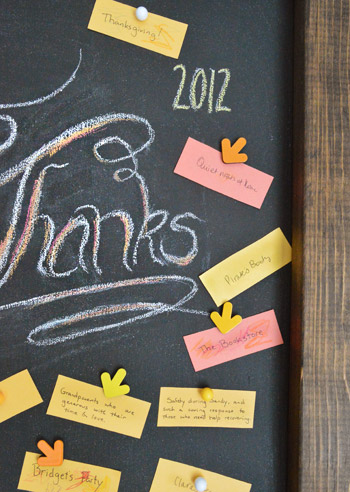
[0,1,293,490]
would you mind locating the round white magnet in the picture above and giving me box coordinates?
[194,477,207,492]
[136,6,148,21]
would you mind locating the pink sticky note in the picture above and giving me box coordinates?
[174,137,273,208]
[183,309,283,372]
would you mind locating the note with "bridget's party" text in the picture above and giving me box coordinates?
[18,452,121,492]
[149,458,252,492]
[157,387,256,428]
[184,309,283,371]
[47,375,151,439]
[200,228,292,306]
[174,137,273,208]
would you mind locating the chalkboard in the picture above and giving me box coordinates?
[0,1,293,491]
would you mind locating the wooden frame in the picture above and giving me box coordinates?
[289,1,350,490]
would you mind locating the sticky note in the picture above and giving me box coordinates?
[174,137,273,208]
[88,0,188,59]
[200,228,292,306]
[47,375,150,439]
[149,458,252,492]
[184,309,283,371]
[18,452,121,492]
[0,370,42,423]
[157,388,255,428]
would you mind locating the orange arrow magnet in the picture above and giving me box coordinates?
[37,439,64,467]
[210,302,242,334]
[101,368,130,398]
[221,137,248,163]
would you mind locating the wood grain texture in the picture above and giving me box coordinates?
[290,1,350,490]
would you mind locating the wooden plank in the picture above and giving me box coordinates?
[290,1,350,490]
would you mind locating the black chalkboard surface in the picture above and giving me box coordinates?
[0,1,293,491]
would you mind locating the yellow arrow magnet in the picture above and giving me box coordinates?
[101,368,130,398]
[210,301,242,334]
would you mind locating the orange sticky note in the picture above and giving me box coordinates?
[184,309,283,371]
[0,370,42,423]
[174,137,273,209]
[88,0,188,59]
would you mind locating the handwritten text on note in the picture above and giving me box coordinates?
[184,309,283,371]
[157,387,256,428]
[200,228,292,306]
[88,0,188,58]
[150,458,252,492]
[47,375,151,439]
[174,137,273,208]
[18,452,121,492]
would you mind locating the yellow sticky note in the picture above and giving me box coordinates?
[0,370,42,423]
[157,388,256,428]
[150,458,252,492]
[18,452,121,492]
[88,0,188,59]
[47,375,151,439]
[200,228,292,306]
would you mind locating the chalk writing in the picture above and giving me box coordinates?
[172,65,231,113]
[0,115,17,155]
[0,50,207,346]
[0,50,82,157]
[0,50,82,111]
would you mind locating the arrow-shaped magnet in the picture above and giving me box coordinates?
[221,137,248,163]
[101,368,130,398]
[210,301,242,334]
[37,439,64,467]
